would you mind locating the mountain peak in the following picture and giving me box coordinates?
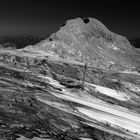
[25,17,140,71]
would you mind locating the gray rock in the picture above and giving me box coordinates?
[27,17,140,71]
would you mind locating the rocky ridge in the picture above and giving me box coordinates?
[25,17,140,72]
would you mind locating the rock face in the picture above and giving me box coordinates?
[0,18,140,140]
[26,17,140,71]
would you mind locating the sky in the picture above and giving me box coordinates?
[0,0,140,38]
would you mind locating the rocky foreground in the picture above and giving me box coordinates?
[0,17,140,140]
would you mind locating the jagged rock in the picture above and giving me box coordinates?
[25,17,140,72]
[0,18,140,140]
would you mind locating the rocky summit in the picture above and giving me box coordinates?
[25,17,140,72]
[0,17,140,140]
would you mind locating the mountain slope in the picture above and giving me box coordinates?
[0,17,140,140]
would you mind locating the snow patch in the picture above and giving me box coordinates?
[108,44,120,51]
[86,82,130,101]
[77,107,140,135]
[38,76,65,89]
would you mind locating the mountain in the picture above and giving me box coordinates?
[0,17,140,140]
[0,35,47,49]
[25,17,140,72]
